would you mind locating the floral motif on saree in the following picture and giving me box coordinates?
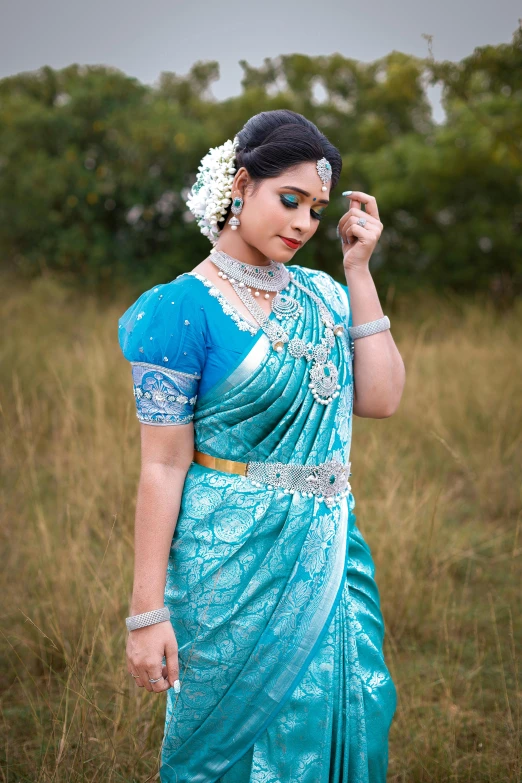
[118,264,396,783]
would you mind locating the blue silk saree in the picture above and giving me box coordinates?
[118,264,397,783]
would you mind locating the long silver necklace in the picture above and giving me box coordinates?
[209,249,345,406]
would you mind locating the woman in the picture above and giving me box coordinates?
[118,110,405,783]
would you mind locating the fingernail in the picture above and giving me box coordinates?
[173,679,181,693]
[342,191,352,196]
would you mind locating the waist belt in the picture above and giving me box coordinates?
[193,449,351,507]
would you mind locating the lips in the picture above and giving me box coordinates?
[279,236,301,249]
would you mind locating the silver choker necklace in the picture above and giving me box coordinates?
[209,249,345,406]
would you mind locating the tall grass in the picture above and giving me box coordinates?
[1,273,520,781]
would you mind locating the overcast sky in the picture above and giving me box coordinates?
[1,0,520,123]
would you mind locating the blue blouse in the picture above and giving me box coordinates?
[118,267,352,426]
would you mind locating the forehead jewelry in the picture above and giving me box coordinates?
[316,157,332,192]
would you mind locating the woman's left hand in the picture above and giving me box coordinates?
[337,191,383,272]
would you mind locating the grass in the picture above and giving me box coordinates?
[1,272,520,782]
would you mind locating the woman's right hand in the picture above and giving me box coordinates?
[126,620,180,693]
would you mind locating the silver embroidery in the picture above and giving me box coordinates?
[130,361,199,425]
[132,360,201,379]
[186,271,259,335]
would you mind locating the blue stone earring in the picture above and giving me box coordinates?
[229,195,243,231]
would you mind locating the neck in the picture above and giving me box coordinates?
[212,230,273,267]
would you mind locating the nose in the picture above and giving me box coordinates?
[290,207,311,234]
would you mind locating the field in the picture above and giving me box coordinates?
[1,273,521,781]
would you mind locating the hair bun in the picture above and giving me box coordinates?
[186,110,341,245]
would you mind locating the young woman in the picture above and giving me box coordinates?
[118,109,405,783]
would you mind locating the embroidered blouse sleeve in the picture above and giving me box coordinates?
[117,280,206,426]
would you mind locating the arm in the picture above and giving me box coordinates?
[126,420,195,694]
[130,421,195,616]
[118,277,206,692]
[345,266,405,419]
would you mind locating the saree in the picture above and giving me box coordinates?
[118,264,397,782]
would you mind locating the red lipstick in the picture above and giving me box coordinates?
[279,236,301,249]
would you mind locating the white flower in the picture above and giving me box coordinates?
[185,135,240,245]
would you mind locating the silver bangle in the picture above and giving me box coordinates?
[348,315,390,340]
[126,606,170,632]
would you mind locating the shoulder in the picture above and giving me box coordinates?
[117,274,206,366]
[288,263,337,287]
[288,264,349,315]
[118,274,202,326]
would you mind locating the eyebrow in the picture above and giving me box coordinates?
[280,185,329,205]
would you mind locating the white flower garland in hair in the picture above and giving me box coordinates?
[185,135,240,245]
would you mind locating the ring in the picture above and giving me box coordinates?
[130,673,140,678]
[149,676,163,683]
[357,217,367,227]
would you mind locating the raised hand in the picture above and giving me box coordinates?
[337,191,383,272]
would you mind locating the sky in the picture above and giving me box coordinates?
[0,0,520,123]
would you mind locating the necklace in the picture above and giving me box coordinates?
[209,249,345,406]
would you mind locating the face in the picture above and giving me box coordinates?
[219,161,330,264]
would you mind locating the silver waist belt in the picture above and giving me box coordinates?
[193,450,351,508]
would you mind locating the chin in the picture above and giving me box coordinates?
[271,238,299,259]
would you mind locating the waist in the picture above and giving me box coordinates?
[193,449,351,508]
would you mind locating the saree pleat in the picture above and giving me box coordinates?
[213,517,397,783]
[159,266,396,783]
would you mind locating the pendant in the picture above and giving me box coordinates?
[271,292,303,321]
[286,329,342,405]
[309,360,340,404]
[212,253,343,407]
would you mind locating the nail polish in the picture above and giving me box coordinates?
[342,191,352,196]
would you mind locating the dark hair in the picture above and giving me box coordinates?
[218,109,342,227]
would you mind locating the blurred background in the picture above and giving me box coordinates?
[1,2,521,781]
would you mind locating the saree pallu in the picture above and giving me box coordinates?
[159,266,397,783]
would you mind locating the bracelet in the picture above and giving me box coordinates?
[348,315,390,340]
[125,606,170,632]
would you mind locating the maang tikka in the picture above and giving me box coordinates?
[316,157,332,191]
[211,155,341,406]
[228,155,331,230]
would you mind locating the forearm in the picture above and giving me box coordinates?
[345,266,405,417]
[130,464,187,614]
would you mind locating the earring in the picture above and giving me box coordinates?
[228,195,243,231]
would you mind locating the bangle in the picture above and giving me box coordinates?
[348,315,390,340]
[126,606,170,632]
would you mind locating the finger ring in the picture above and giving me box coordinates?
[357,217,367,227]
[148,676,163,683]
[130,672,140,678]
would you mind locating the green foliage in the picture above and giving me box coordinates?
[1,25,521,301]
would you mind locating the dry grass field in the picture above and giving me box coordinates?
[1,272,521,782]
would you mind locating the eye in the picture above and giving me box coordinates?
[280,194,325,221]
[280,195,298,209]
